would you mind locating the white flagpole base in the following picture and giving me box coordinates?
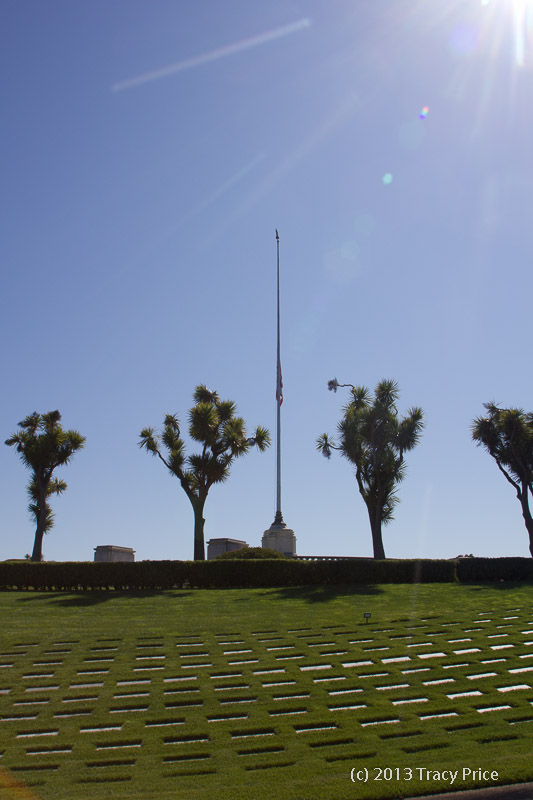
[262,527,297,557]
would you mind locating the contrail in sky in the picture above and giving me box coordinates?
[112,18,311,92]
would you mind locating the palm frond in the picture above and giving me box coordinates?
[473,403,533,488]
[193,385,219,405]
[220,417,248,457]
[252,426,271,452]
[217,400,237,423]
[375,378,399,410]
[168,448,185,475]
[162,422,182,452]
[49,478,67,495]
[345,385,371,412]
[397,407,425,452]
[189,453,230,485]
[188,402,219,442]
[27,500,55,531]
[316,433,334,459]
[163,414,180,433]
[18,412,41,433]
[139,427,159,455]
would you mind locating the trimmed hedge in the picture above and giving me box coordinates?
[214,547,290,560]
[456,556,533,582]
[0,557,530,591]
[0,557,452,590]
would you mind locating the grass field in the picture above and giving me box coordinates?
[0,583,532,800]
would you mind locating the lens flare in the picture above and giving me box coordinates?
[419,105,430,119]
[478,0,533,67]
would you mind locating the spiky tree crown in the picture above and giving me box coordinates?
[472,402,533,490]
[317,379,424,524]
[5,411,85,531]
[140,385,270,500]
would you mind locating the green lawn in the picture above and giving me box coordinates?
[0,583,532,800]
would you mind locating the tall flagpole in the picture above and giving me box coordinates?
[262,229,296,555]
[274,228,284,527]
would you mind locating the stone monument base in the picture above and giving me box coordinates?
[206,538,248,560]
[262,527,297,557]
[94,545,135,562]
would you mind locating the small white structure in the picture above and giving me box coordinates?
[94,545,135,563]
[207,538,248,560]
[262,526,297,557]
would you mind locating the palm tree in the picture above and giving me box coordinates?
[472,402,533,556]
[317,379,424,559]
[5,411,86,561]
[139,385,270,560]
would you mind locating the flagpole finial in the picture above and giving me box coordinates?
[275,229,279,241]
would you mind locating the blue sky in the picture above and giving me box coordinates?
[2,0,533,562]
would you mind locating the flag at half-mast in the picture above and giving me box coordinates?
[276,364,283,406]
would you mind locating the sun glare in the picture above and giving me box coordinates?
[405,0,533,70]
[480,0,533,66]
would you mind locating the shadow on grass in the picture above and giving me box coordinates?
[251,584,384,603]
[14,590,190,607]
[10,585,384,606]
[463,582,533,592]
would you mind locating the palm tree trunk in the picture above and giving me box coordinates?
[31,526,45,562]
[32,491,47,562]
[519,481,533,557]
[192,500,206,561]
[367,504,386,559]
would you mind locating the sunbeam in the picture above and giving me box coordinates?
[480,0,533,66]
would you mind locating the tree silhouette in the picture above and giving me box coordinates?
[317,379,424,559]
[5,411,85,561]
[140,385,270,560]
[472,402,533,557]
